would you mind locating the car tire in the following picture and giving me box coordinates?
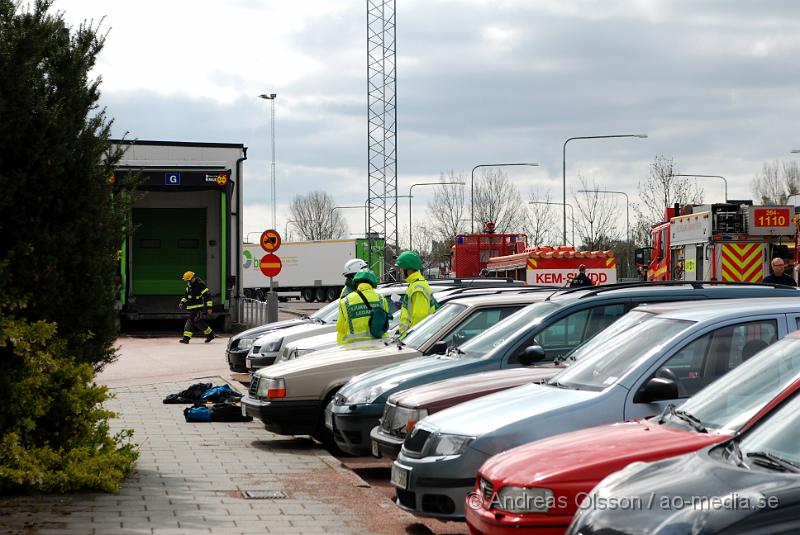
[312,391,347,456]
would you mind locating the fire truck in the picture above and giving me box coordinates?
[449,230,527,278]
[643,202,798,282]
[484,246,617,286]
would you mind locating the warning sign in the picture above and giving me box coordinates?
[260,229,282,252]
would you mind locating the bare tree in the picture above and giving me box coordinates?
[752,160,800,204]
[572,174,622,251]
[287,191,348,241]
[632,155,703,246]
[526,190,558,247]
[473,169,527,233]
[427,171,468,242]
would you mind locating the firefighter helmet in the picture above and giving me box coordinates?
[182,271,195,282]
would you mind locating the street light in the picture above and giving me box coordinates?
[332,205,367,236]
[284,219,313,240]
[563,134,647,245]
[578,189,630,276]
[258,93,277,229]
[671,174,728,202]
[245,231,262,244]
[528,201,576,246]
[471,163,539,233]
[409,181,465,249]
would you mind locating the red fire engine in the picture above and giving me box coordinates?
[484,246,617,285]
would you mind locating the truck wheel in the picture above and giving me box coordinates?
[326,287,338,302]
[256,288,266,301]
[302,288,316,302]
[315,287,327,302]
[243,288,253,299]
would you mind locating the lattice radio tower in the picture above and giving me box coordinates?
[366,0,397,275]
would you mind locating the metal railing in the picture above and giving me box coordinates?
[237,297,271,328]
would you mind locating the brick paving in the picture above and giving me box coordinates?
[0,377,432,535]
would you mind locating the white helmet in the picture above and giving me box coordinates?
[343,258,368,276]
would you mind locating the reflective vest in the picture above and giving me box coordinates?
[336,282,389,345]
[398,271,434,335]
[181,278,212,310]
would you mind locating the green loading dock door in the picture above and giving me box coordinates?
[132,208,206,295]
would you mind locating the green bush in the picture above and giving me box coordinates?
[0,1,138,493]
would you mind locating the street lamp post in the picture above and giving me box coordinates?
[245,231,262,244]
[578,189,630,276]
[284,219,313,240]
[671,174,728,202]
[258,93,277,229]
[409,181,464,249]
[528,201,576,246]
[332,205,368,236]
[563,134,647,245]
[471,163,539,233]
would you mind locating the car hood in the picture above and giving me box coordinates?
[286,331,337,350]
[420,382,601,442]
[254,322,332,345]
[391,365,565,412]
[481,420,726,487]
[336,354,477,400]
[256,344,419,379]
[233,318,308,341]
[575,446,800,534]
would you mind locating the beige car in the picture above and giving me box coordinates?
[241,291,551,446]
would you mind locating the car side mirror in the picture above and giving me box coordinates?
[636,377,679,403]
[429,341,448,355]
[518,345,546,366]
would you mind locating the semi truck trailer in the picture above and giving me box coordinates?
[242,238,385,302]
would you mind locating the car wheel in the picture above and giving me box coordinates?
[312,391,347,455]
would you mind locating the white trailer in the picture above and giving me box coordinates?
[241,238,384,302]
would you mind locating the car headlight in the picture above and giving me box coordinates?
[495,486,554,513]
[259,338,283,354]
[236,337,254,350]
[345,382,398,405]
[431,433,474,456]
[256,377,286,399]
[386,406,428,435]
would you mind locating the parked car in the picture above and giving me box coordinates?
[226,303,337,373]
[390,297,800,520]
[567,336,800,535]
[469,329,800,534]
[241,291,551,447]
[331,283,799,456]
[274,285,555,365]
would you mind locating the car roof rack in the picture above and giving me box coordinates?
[548,280,797,300]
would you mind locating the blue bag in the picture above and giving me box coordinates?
[199,384,242,402]
[183,405,213,422]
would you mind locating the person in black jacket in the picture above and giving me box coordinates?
[178,271,216,343]
[569,264,595,288]
[762,257,797,287]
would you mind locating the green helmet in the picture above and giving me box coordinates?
[353,269,379,287]
[395,251,423,270]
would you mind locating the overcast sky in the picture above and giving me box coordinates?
[58,0,800,242]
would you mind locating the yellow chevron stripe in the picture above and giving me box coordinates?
[720,256,741,277]
[606,257,614,267]
[741,261,762,282]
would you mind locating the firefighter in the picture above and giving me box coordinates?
[336,269,389,345]
[178,271,216,343]
[569,264,595,288]
[341,258,368,298]
[395,251,436,335]
[762,257,797,286]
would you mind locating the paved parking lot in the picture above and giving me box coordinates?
[0,335,467,535]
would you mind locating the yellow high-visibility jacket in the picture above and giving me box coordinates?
[398,271,434,335]
[336,282,390,345]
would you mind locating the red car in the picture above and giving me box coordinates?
[466,331,800,535]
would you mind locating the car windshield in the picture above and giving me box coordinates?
[739,391,800,469]
[457,301,560,357]
[678,337,800,432]
[548,317,694,391]
[314,300,342,323]
[401,303,466,350]
[562,310,657,363]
